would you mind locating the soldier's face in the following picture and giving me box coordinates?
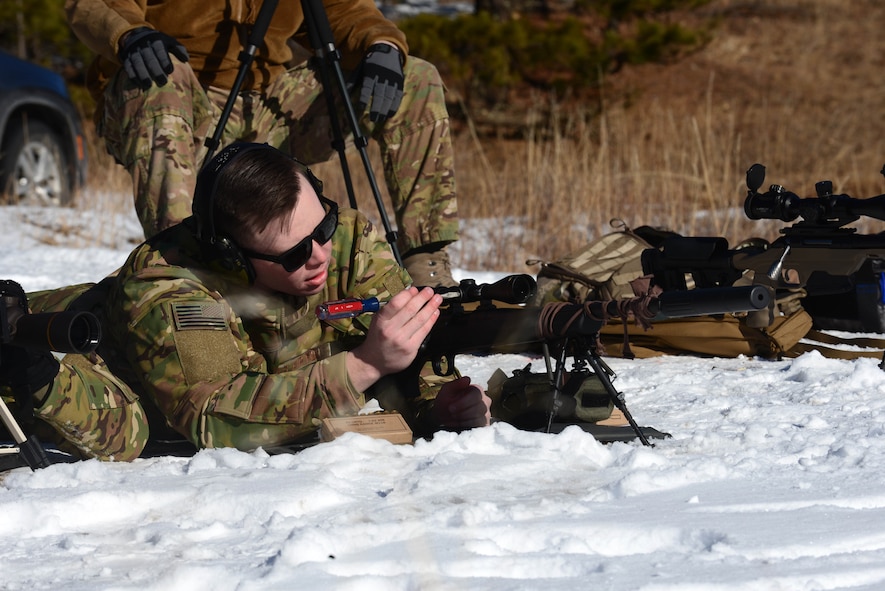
[242,177,334,296]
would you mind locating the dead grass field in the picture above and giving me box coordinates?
[79,0,885,271]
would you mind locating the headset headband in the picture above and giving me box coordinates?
[193,142,275,245]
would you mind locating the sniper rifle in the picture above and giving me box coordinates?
[641,164,885,332]
[395,275,771,446]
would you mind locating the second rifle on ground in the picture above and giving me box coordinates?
[642,163,885,332]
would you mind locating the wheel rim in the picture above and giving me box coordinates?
[13,139,64,206]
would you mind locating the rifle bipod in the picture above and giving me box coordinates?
[0,395,50,471]
[543,335,657,447]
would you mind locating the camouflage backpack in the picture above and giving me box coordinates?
[525,220,815,360]
[527,219,652,305]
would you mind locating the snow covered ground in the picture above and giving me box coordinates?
[3,198,885,590]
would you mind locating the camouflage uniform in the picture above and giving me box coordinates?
[8,209,442,456]
[66,0,460,254]
[1,283,149,462]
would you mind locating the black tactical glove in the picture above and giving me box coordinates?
[118,26,189,90]
[357,43,404,124]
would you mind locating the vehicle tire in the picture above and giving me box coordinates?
[1,118,72,207]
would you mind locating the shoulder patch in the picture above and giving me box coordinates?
[171,302,227,331]
[382,274,407,296]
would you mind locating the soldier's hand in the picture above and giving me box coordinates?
[433,376,491,431]
[357,43,404,124]
[346,286,441,391]
[118,27,189,90]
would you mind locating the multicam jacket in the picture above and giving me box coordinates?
[104,208,411,449]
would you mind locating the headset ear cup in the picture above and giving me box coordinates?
[201,235,256,285]
[191,142,268,284]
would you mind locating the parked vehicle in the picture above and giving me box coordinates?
[0,50,88,206]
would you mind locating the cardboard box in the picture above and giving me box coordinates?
[320,412,413,444]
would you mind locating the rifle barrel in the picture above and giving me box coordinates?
[651,285,771,318]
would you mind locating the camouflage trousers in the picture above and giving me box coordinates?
[0,353,148,462]
[0,285,149,462]
[99,55,460,253]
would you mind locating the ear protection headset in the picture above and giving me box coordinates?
[191,142,325,284]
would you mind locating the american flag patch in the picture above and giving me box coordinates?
[171,302,227,331]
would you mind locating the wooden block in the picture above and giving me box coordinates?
[320,412,413,444]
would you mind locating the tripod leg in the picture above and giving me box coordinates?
[0,396,50,470]
[203,0,280,165]
[300,0,403,265]
[307,41,360,211]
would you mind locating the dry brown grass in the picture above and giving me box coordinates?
[275,0,885,272]
[79,0,885,272]
[73,119,132,211]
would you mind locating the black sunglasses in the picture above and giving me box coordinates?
[240,196,339,272]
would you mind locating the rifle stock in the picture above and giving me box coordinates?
[645,233,885,292]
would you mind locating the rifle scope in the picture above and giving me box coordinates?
[743,163,885,225]
[434,274,537,305]
[6,310,102,354]
[744,189,885,225]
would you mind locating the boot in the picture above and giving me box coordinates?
[403,246,456,287]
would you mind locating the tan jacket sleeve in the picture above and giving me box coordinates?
[65,0,149,63]
[321,0,409,69]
